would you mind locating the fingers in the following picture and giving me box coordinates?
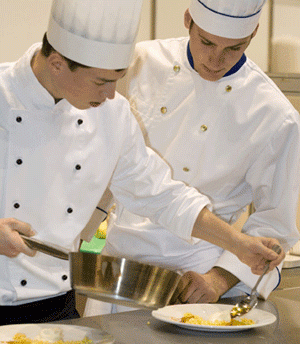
[171,271,219,304]
[259,240,280,261]
[0,218,36,257]
[180,288,209,304]
[5,237,36,258]
[9,230,37,258]
[268,248,285,271]
[170,278,185,304]
[258,238,285,269]
[6,218,35,237]
[177,272,196,303]
[248,238,285,275]
[251,263,268,275]
[17,237,37,257]
[236,234,285,275]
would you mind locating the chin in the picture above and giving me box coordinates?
[196,66,226,82]
[75,105,89,110]
[71,103,90,110]
[199,71,225,82]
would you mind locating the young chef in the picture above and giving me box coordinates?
[0,0,285,324]
[84,0,300,316]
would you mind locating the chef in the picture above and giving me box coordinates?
[84,0,300,315]
[0,0,285,324]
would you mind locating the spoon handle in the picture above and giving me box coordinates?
[251,244,282,295]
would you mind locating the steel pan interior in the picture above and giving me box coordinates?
[70,253,181,309]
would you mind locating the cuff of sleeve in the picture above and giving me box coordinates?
[215,251,281,299]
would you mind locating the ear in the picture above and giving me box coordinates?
[184,9,192,30]
[251,24,259,39]
[47,52,67,76]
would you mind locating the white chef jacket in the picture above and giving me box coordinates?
[103,37,300,299]
[0,43,209,305]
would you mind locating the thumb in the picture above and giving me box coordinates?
[264,248,278,261]
[260,240,282,260]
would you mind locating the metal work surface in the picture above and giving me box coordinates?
[60,268,300,344]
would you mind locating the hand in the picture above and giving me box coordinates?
[233,235,285,275]
[0,218,36,257]
[170,268,239,304]
[192,208,284,273]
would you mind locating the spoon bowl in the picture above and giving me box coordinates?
[230,295,258,318]
[230,244,282,319]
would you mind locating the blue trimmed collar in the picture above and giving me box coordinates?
[187,41,246,78]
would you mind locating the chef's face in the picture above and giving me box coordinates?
[184,10,258,81]
[51,54,126,110]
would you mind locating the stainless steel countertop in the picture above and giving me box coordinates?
[60,267,300,344]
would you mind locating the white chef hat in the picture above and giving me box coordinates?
[47,0,143,69]
[189,0,266,39]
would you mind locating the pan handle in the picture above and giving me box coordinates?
[20,234,69,260]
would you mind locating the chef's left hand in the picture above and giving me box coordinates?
[170,267,239,304]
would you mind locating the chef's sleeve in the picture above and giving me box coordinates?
[109,107,212,243]
[215,115,300,299]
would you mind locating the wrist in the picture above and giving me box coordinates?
[228,230,247,256]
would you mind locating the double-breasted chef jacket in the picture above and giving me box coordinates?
[0,43,210,305]
[103,37,300,299]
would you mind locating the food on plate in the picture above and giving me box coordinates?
[35,328,63,342]
[2,328,93,344]
[178,312,255,326]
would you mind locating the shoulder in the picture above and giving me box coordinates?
[127,37,190,93]
[243,59,292,105]
[96,92,143,146]
[107,91,131,111]
[238,58,299,122]
[0,62,14,74]
[132,37,189,69]
[0,62,17,108]
[97,92,133,124]
[0,61,14,83]
[135,37,189,53]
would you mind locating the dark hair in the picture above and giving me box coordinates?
[41,33,89,71]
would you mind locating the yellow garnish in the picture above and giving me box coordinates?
[94,220,107,239]
[12,333,93,344]
[179,312,255,326]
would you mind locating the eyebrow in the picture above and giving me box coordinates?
[199,35,248,49]
[95,77,119,83]
[95,70,127,83]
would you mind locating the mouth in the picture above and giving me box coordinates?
[90,102,102,108]
[203,65,224,74]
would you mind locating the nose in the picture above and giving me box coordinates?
[102,82,117,100]
[208,48,225,68]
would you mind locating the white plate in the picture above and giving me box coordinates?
[152,304,277,332]
[0,323,114,343]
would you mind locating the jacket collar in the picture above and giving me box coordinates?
[12,43,57,111]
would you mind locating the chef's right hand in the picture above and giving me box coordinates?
[233,235,285,275]
[0,218,36,257]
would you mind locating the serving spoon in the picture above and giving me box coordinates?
[230,244,282,319]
